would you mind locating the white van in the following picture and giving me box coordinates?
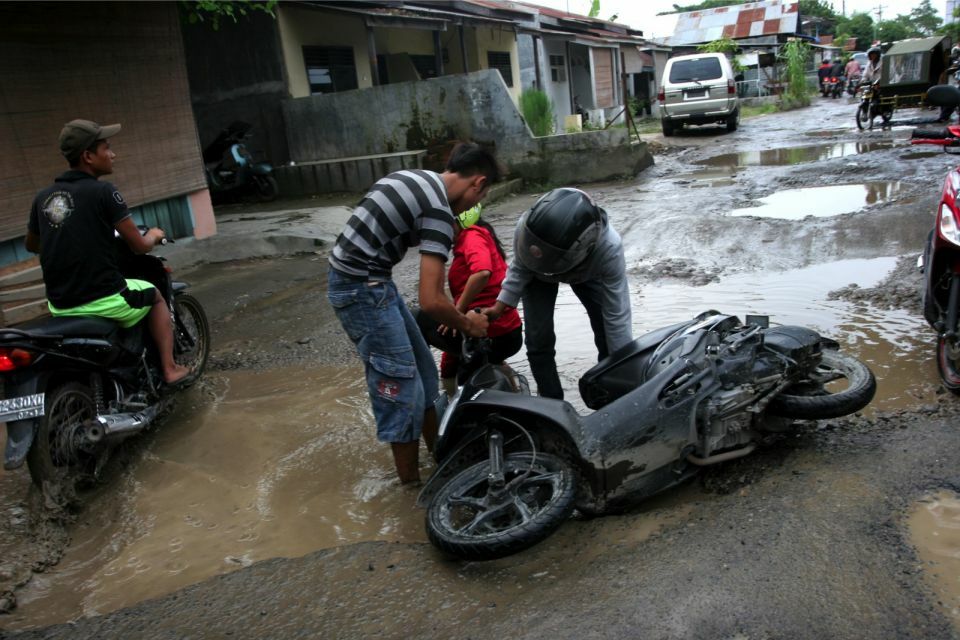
[657,52,740,136]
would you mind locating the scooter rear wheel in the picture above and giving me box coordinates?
[253,175,278,203]
[26,382,100,503]
[937,336,960,394]
[426,451,576,561]
[768,350,876,420]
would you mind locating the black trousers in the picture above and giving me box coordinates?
[522,278,608,400]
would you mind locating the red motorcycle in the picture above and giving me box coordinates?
[912,85,960,391]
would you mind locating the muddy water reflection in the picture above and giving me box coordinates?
[511,257,935,413]
[699,142,895,168]
[7,368,425,630]
[909,491,960,626]
[728,182,905,219]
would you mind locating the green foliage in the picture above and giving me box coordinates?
[835,12,874,50]
[181,0,277,30]
[798,0,838,20]
[780,40,810,108]
[877,19,910,42]
[588,0,600,18]
[909,0,942,36]
[519,89,556,137]
[697,36,745,73]
[940,5,960,41]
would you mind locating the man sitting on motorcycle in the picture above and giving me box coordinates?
[24,119,191,385]
[861,47,882,86]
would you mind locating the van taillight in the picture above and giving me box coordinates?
[0,348,34,371]
[728,81,735,95]
[657,88,665,103]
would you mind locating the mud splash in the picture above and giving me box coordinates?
[4,367,428,630]
[728,182,905,219]
[908,491,960,628]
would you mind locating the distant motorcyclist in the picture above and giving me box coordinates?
[818,58,832,94]
[828,59,845,97]
[861,47,882,86]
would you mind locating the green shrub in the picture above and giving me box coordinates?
[519,89,556,137]
[780,40,811,108]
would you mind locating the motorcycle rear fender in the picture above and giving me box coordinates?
[172,281,190,293]
[3,376,43,470]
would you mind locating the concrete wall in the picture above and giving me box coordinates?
[181,12,290,166]
[280,70,651,188]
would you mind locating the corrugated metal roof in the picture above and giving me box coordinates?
[669,0,799,46]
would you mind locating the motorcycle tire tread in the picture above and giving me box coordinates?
[768,350,876,420]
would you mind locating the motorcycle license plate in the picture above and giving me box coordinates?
[0,393,44,422]
[685,88,706,98]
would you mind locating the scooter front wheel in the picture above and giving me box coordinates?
[253,175,278,202]
[425,451,576,561]
[855,103,871,130]
[937,335,960,394]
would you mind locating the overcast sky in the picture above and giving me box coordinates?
[530,0,942,38]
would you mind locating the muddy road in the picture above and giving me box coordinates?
[5,96,960,638]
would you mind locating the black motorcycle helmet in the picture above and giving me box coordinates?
[515,188,604,276]
[867,46,881,61]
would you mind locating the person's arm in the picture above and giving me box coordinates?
[116,217,164,255]
[597,239,633,354]
[419,253,488,337]
[455,270,491,313]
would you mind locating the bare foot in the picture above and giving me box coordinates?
[164,364,192,385]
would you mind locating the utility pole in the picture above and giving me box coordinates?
[872,4,886,43]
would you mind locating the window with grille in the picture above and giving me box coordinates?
[487,51,513,87]
[303,46,358,95]
[549,54,566,82]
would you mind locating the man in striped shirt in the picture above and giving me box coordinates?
[327,143,500,484]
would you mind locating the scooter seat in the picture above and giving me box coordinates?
[15,315,121,338]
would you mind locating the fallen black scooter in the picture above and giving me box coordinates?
[0,230,210,504]
[418,311,876,561]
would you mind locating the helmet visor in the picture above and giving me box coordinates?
[516,220,592,276]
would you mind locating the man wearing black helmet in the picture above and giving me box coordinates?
[482,188,632,400]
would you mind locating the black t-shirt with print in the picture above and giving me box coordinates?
[28,170,130,308]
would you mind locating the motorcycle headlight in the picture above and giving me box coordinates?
[939,203,960,247]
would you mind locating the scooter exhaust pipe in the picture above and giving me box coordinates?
[85,406,160,444]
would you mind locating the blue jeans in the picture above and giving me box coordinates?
[327,268,438,443]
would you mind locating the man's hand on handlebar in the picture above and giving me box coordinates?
[463,308,489,338]
[145,227,167,247]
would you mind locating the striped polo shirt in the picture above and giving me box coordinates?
[329,170,455,279]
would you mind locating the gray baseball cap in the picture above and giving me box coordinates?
[59,119,121,159]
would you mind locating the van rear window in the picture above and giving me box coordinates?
[669,58,723,83]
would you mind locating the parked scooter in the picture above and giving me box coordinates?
[418,311,876,560]
[0,228,210,503]
[203,121,278,203]
[911,85,960,391]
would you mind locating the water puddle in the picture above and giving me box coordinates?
[699,142,895,169]
[728,182,905,219]
[900,151,945,160]
[5,367,426,630]
[510,257,935,414]
[806,128,855,137]
[908,491,960,626]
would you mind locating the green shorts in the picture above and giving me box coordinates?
[49,279,157,329]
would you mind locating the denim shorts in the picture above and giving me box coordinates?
[327,268,438,443]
